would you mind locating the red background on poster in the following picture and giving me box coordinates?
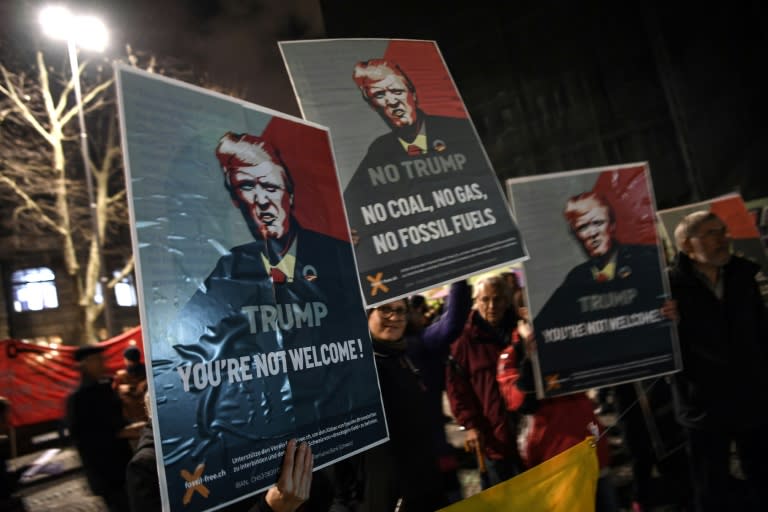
[383,40,467,120]
[261,117,350,242]
[709,195,761,240]
[592,165,659,246]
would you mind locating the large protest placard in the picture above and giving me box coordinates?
[115,65,387,512]
[507,163,680,397]
[658,193,768,305]
[280,39,527,307]
[745,196,768,253]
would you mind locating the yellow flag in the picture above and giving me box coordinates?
[440,438,599,512]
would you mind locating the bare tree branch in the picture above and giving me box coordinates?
[60,78,113,127]
[107,256,135,290]
[0,174,65,236]
[53,59,87,118]
[107,189,127,206]
[2,44,212,342]
[1,61,54,145]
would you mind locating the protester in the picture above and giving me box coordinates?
[256,440,314,512]
[406,281,472,503]
[66,345,141,512]
[496,322,618,511]
[500,271,525,314]
[670,211,768,511]
[405,294,431,335]
[0,397,26,512]
[331,298,446,511]
[125,392,160,512]
[112,346,148,423]
[446,276,522,489]
[612,379,690,511]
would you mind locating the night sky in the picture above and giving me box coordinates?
[2,0,766,203]
[1,0,326,115]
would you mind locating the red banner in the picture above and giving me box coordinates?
[0,326,143,427]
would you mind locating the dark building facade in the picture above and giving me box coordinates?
[0,242,139,343]
[320,0,767,208]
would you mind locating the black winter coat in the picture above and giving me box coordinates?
[126,425,161,512]
[331,339,446,512]
[669,253,768,432]
[66,378,133,496]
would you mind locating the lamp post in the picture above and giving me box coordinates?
[39,6,114,338]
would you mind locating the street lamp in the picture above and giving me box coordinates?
[40,6,108,52]
[39,5,114,338]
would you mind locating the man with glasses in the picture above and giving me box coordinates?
[670,211,768,511]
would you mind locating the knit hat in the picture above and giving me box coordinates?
[74,345,105,362]
[123,346,141,363]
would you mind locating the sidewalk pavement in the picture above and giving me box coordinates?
[10,401,678,512]
[9,447,108,511]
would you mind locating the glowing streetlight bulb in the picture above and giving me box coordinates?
[39,5,73,41]
[39,5,108,52]
[72,14,108,52]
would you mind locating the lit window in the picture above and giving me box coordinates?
[93,273,137,307]
[94,281,104,305]
[12,267,59,312]
[114,273,138,307]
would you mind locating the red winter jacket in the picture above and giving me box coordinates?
[446,310,518,461]
[496,336,610,469]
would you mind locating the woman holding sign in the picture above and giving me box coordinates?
[331,296,451,511]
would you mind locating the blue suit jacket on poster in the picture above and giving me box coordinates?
[152,225,376,476]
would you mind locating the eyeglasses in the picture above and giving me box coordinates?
[375,305,408,318]
[692,226,728,239]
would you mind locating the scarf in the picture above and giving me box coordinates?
[372,337,407,357]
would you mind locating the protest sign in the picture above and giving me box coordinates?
[280,39,527,306]
[658,193,768,305]
[745,196,768,253]
[116,64,387,511]
[507,163,679,397]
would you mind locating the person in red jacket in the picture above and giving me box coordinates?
[496,322,618,511]
[446,276,522,489]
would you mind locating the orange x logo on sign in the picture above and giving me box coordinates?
[181,463,209,505]
[545,374,561,392]
[366,272,389,296]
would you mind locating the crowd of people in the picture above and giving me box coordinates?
[1,208,766,512]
